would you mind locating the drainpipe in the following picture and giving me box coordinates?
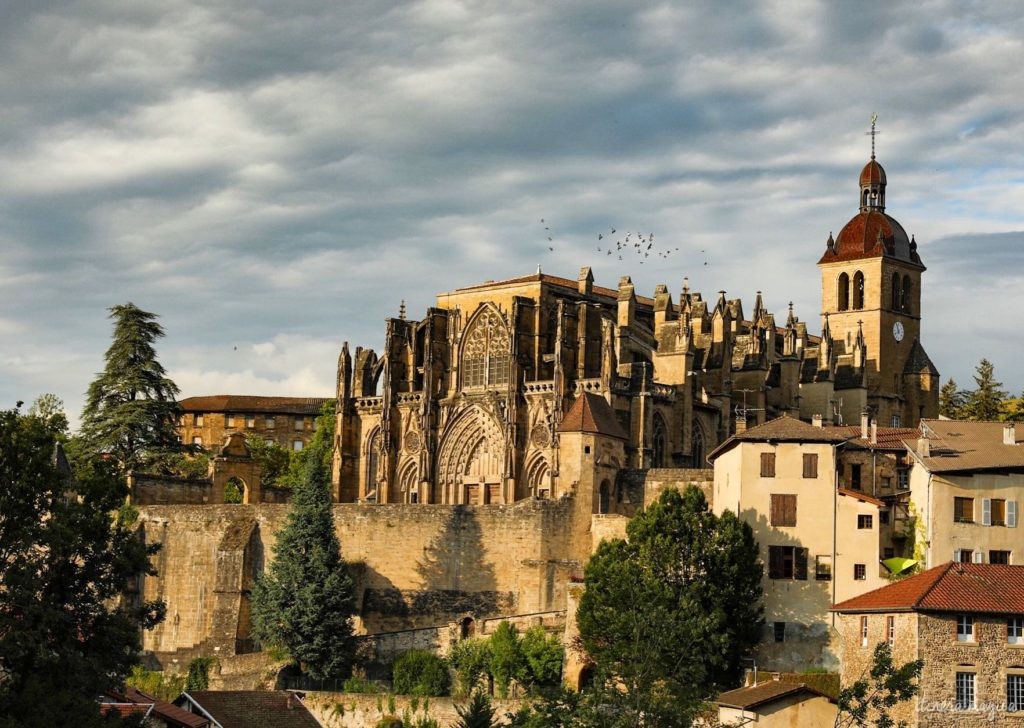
[832,443,839,629]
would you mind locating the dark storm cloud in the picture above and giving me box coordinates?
[1,0,1023,424]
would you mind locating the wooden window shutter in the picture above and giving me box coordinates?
[770,495,782,526]
[768,546,783,579]
[761,452,776,477]
[795,548,809,580]
[786,496,797,526]
[803,453,818,478]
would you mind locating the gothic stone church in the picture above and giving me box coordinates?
[331,155,939,505]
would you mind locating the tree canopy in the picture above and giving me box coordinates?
[250,454,355,679]
[0,405,164,727]
[834,642,923,728]
[940,358,1021,422]
[574,485,763,727]
[80,303,182,471]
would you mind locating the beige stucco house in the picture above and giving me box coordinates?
[903,420,1023,568]
[710,416,887,671]
[714,678,838,727]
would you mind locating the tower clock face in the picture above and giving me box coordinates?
[893,321,905,342]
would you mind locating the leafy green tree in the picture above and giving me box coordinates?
[27,393,69,433]
[963,358,1007,421]
[245,436,293,487]
[448,638,492,697]
[391,650,450,696]
[938,378,965,419]
[80,303,182,471]
[518,626,563,690]
[454,690,499,728]
[834,642,922,728]
[489,621,525,698]
[0,405,165,727]
[250,455,355,679]
[575,485,763,727]
[185,656,218,691]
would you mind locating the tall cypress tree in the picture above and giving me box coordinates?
[250,456,356,680]
[80,303,181,471]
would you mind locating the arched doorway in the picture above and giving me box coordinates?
[224,476,246,504]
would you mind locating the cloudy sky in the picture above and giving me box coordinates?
[3,1,1023,428]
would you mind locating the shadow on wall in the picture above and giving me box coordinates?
[412,505,507,618]
[738,507,838,672]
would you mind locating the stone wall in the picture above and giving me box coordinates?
[138,497,580,661]
[300,692,524,728]
[131,473,214,505]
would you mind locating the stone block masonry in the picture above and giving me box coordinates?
[138,497,579,662]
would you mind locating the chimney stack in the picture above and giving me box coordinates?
[917,436,930,458]
[812,414,823,429]
[870,422,877,445]
[1004,424,1017,446]
[735,415,748,434]
[861,412,869,439]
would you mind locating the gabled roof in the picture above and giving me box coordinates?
[708,416,851,462]
[838,488,885,507]
[104,688,209,728]
[179,395,330,415]
[557,392,627,440]
[832,562,1024,615]
[828,425,921,451]
[716,680,836,710]
[178,691,320,728]
[906,419,1024,473]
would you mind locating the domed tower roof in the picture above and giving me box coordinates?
[818,156,923,268]
[859,158,886,187]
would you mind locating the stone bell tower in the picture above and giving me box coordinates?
[817,120,938,427]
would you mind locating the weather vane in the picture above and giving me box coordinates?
[866,113,880,159]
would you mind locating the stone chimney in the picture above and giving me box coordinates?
[870,421,877,445]
[917,435,930,458]
[812,414,823,428]
[1004,424,1017,446]
[735,415,748,434]
[861,412,870,440]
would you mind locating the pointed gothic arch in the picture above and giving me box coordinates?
[460,304,511,390]
[435,405,505,504]
[691,422,706,467]
[364,427,382,502]
[525,452,551,499]
[652,413,668,468]
[399,459,420,503]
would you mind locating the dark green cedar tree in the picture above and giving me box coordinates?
[0,405,164,728]
[80,303,181,471]
[250,455,355,679]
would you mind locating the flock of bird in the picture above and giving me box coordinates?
[541,220,709,267]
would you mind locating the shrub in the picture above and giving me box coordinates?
[518,626,563,688]
[185,656,218,691]
[343,675,385,694]
[489,622,524,698]
[375,718,403,728]
[448,639,492,697]
[391,650,451,697]
[125,666,185,702]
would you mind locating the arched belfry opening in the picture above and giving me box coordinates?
[837,273,850,311]
[852,271,865,310]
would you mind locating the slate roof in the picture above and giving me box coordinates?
[180,691,319,728]
[557,392,628,440]
[906,419,1024,473]
[708,416,851,462]
[179,395,330,415]
[716,680,836,710]
[832,562,1024,615]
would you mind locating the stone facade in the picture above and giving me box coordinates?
[177,395,330,452]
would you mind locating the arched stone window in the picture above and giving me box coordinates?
[837,273,850,311]
[852,271,865,310]
[891,273,901,311]
[526,455,550,499]
[598,479,611,514]
[652,414,668,468]
[901,275,912,313]
[365,430,381,502]
[462,308,511,389]
[691,425,706,468]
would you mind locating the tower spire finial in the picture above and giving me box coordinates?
[867,113,879,160]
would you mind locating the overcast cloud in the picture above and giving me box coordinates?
[2,0,1023,427]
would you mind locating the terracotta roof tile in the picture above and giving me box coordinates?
[557,392,627,440]
[832,562,1024,614]
[181,691,320,728]
[827,425,921,450]
[179,395,330,415]
[716,681,836,710]
[106,688,209,728]
[837,488,885,507]
[908,419,1024,473]
[709,416,850,462]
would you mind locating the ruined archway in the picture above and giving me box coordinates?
[223,476,246,504]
